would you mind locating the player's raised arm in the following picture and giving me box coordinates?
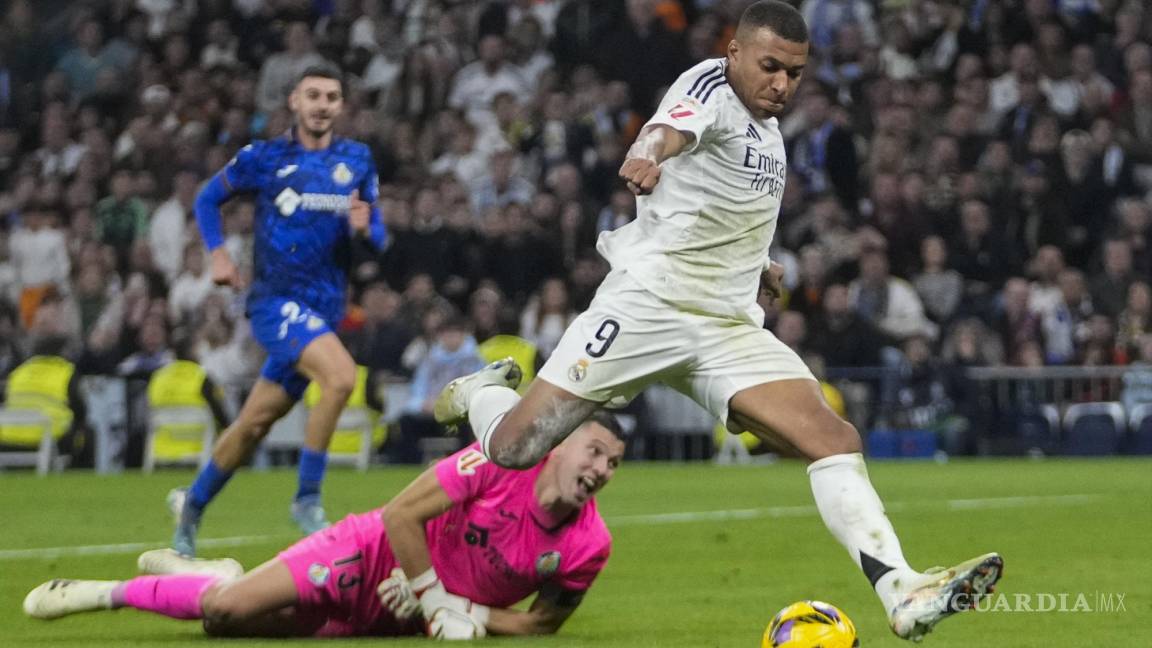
[618,124,692,195]
[194,143,261,288]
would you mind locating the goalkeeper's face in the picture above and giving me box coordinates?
[290,76,343,138]
[553,422,625,506]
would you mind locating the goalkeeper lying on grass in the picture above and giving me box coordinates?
[24,410,625,640]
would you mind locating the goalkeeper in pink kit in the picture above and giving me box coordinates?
[23,411,625,639]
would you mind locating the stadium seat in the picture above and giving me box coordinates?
[1062,402,1125,456]
[143,406,216,473]
[990,405,1060,455]
[0,408,64,475]
[325,405,382,471]
[1125,403,1152,455]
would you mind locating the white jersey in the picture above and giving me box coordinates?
[597,58,787,324]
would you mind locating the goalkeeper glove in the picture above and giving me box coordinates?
[411,568,490,640]
[376,568,421,621]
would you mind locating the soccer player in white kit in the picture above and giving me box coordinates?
[434,1,1002,641]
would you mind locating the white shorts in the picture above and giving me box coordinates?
[538,270,815,429]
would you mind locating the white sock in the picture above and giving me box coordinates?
[468,385,520,459]
[808,453,918,610]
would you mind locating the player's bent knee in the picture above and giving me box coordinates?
[318,368,355,402]
[816,417,862,458]
[200,583,258,624]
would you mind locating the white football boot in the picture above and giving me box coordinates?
[23,579,118,620]
[888,552,1003,642]
[137,548,244,580]
[432,357,523,428]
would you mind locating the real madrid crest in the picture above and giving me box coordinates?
[332,162,353,185]
[568,359,589,383]
[535,551,561,579]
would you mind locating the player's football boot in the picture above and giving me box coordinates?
[168,487,201,557]
[888,552,1003,642]
[432,357,523,428]
[23,579,118,620]
[291,495,331,535]
[137,548,244,580]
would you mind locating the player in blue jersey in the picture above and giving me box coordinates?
[170,66,387,556]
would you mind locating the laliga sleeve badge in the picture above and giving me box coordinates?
[568,359,589,383]
[535,551,561,579]
[308,562,331,587]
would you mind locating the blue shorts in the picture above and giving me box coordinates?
[249,298,334,400]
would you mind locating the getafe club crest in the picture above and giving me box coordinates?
[535,551,561,579]
[332,162,353,185]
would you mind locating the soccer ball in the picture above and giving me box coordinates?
[762,600,858,648]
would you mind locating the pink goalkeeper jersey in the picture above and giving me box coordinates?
[427,443,612,607]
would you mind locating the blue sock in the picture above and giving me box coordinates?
[296,448,328,501]
[187,460,233,512]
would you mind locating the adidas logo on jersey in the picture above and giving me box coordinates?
[274,188,352,216]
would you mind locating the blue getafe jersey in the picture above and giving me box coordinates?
[222,133,381,324]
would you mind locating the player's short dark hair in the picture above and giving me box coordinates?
[583,409,627,443]
[296,64,344,90]
[737,0,809,44]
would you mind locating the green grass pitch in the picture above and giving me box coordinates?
[2,458,1149,647]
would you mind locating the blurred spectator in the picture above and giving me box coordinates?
[149,169,201,283]
[10,202,70,329]
[54,18,126,100]
[344,282,413,379]
[993,277,1045,366]
[598,0,688,114]
[1115,280,1152,362]
[471,148,535,213]
[448,34,531,124]
[168,243,219,326]
[773,310,808,354]
[808,283,892,367]
[1027,245,1066,318]
[397,316,485,463]
[790,89,859,211]
[116,315,173,376]
[1079,313,1121,365]
[95,168,149,272]
[894,335,969,455]
[1090,237,1141,318]
[520,277,577,360]
[256,21,330,113]
[913,236,963,325]
[849,249,938,342]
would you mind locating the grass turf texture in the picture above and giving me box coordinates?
[1,459,1149,647]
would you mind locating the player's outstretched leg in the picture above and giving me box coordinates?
[433,358,599,468]
[172,380,295,556]
[25,557,299,636]
[728,379,1001,642]
[291,333,358,534]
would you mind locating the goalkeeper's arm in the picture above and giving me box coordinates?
[483,583,585,635]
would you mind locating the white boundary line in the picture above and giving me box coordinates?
[0,494,1104,561]
[607,493,1104,526]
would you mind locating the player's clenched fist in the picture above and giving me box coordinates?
[760,260,785,304]
[619,157,662,196]
[348,189,371,233]
[209,248,242,289]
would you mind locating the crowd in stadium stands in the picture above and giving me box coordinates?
[1,0,1151,456]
